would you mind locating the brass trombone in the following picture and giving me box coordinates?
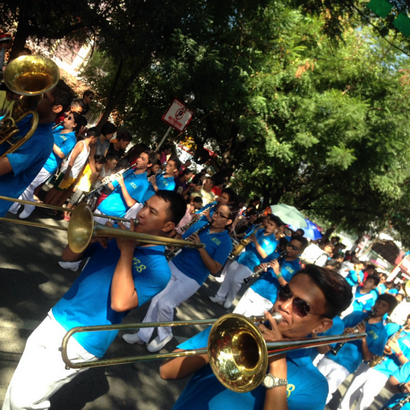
[1,55,60,158]
[61,313,366,393]
[0,199,205,253]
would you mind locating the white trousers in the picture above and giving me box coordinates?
[138,261,201,343]
[214,260,253,306]
[8,167,52,216]
[317,356,351,404]
[233,287,273,317]
[216,258,234,282]
[338,363,388,410]
[2,312,97,410]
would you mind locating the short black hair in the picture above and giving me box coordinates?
[296,228,305,236]
[83,89,94,98]
[181,168,193,177]
[142,149,158,167]
[85,126,101,138]
[325,259,341,271]
[377,293,398,313]
[168,157,182,171]
[117,131,133,142]
[101,122,117,136]
[51,80,74,113]
[294,265,353,318]
[154,190,186,226]
[365,274,380,286]
[71,99,86,111]
[94,155,107,165]
[162,144,172,151]
[291,235,308,252]
[267,214,284,227]
[222,187,237,204]
[193,196,203,204]
[106,152,119,162]
[71,112,87,133]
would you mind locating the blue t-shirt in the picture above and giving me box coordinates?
[43,126,76,173]
[172,327,328,410]
[382,361,410,409]
[376,283,387,295]
[308,315,345,361]
[352,288,377,312]
[97,171,149,218]
[325,311,388,374]
[0,116,54,217]
[52,241,170,357]
[375,325,410,377]
[236,230,278,271]
[251,255,301,302]
[172,220,232,285]
[141,173,176,203]
[346,270,364,287]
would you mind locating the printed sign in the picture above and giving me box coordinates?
[162,99,193,132]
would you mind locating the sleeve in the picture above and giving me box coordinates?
[210,234,233,266]
[391,361,410,383]
[177,327,211,350]
[60,135,77,156]
[130,179,149,203]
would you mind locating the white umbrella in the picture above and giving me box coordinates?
[269,204,308,228]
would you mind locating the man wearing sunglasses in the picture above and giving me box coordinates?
[316,293,398,404]
[233,236,308,317]
[161,265,352,410]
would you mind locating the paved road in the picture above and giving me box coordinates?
[0,207,393,409]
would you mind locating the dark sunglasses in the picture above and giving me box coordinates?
[214,210,229,219]
[277,285,321,318]
[287,243,300,251]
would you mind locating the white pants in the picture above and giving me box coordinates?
[2,312,97,410]
[216,259,233,282]
[8,167,52,216]
[138,261,201,343]
[213,260,253,306]
[317,356,351,404]
[233,287,273,317]
[338,363,388,410]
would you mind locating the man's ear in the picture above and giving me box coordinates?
[162,221,176,234]
[52,104,63,114]
[313,318,333,334]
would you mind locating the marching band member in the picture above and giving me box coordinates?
[122,203,235,352]
[381,361,410,409]
[160,266,353,410]
[2,191,186,410]
[209,214,282,309]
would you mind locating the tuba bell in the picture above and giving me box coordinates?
[0,55,60,158]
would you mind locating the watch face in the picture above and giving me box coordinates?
[264,375,274,388]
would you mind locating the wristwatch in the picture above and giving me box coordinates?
[262,373,288,389]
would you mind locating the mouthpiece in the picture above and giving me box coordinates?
[272,312,283,324]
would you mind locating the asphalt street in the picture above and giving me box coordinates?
[0,207,393,410]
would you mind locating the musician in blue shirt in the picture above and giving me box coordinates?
[122,203,235,353]
[160,266,353,410]
[209,214,282,309]
[317,294,398,404]
[2,191,186,410]
[382,361,410,409]
[351,275,379,312]
[338,314,410,410]
[233,236,307,317]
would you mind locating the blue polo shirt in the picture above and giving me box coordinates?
[52,241,170,357]
[352,289,377,312]
[376,283,387,295]
[251,255,301,302]
[43,126,77,173]
[382,362,410,409]
[236,230,277,271]
[172,220,232,285]
[375,324,410,377]
[141,173,176,203]
[172,327,328,410]
[97,171,149,218]
[325,311,388,374]
[346,270,364,287]
[0,116,54,217]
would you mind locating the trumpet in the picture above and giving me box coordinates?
[61,312,366,392]
[0,199,205,254]
[0,56,60,159]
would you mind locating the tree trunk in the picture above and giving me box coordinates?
[323,225,338,242]
[9,14,30,60]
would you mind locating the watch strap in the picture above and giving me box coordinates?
[263,373,288,389]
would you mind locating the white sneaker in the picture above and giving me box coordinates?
[223,300,233,309]
[147,334,174,353]
[209,296,223,305]
[19,209,33,219]
[215,276,225,283]
[122,332,145,345]
[8,204,20,215]
[58,260,81,271]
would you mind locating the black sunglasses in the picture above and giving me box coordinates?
[277,284,323,318]
[287,243,300,251]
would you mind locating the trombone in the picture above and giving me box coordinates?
[0,198,205,253]
[1,55,60,158]
[61,313,366,393]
